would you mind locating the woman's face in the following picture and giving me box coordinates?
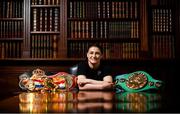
[87,46,103,64]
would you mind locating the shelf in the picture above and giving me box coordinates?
[0,58,177,66]
[0,38,24,41]
[67,18,139,21]
[31,5,60,8]
[152,32,174,35]
[31,31,60,34]
[0,18,23,21]
[0,58,84,66]
[0,57,176,61]
[67,38,140,42]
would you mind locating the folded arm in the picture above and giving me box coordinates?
[77,75,114,90]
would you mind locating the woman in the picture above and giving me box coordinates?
[77,44,114,90]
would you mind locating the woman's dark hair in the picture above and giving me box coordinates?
[87,43,103,54]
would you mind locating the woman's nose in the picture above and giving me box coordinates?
[92,54,96,57]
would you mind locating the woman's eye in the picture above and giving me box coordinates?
[89,52,94,54]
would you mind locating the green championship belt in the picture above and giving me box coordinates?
[115,71,163,92]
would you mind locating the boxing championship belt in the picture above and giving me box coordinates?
[115,71,164,92]
[19,68,77,92]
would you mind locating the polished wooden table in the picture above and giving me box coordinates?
[1,89,178,113]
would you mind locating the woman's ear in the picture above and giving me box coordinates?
[86,52,89,58]
[100,53,103,59]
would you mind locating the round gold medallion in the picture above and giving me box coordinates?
[126,72,148,89]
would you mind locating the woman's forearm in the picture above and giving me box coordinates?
[78,76,105,85]
[78,83,103,90]
[78,77,112,84]
[78,82,114,90]
[85,78,105,84]
[77,75,114,90]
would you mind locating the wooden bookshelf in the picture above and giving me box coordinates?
[0,0,24,59]
[0,0,179,61]
[67,0,141,60]
[29,0,60,58]
[148,0,176,59]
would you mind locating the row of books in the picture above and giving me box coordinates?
[109,21,139,39]
[0,20,23,38]
[152,35,175,59]
[68,21,139,39]
[0,0,23,18]
[112,1,138,19]
[31,35,58,58]
[152,9,172,32]
[31,8,59,31]
[0,41,22,58]
[68,42,140,59]
[68,1,138,19]
[31,0,60,5]
[158,0,176,7]
[68,21,107,39]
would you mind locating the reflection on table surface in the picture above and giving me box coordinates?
[19,91,114,113]
[77,91,114,112]
[0,91,164,113]
[19,92,77,113]
[115,92,162,112]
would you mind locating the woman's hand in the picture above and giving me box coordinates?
[77,75,90,87]
[102,82,114,90]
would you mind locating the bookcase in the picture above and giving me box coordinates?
[148,0,176,59]
[0,0,179,61]
[29,0,61,58]
[0,0,24,58]
[67,0,140,60]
